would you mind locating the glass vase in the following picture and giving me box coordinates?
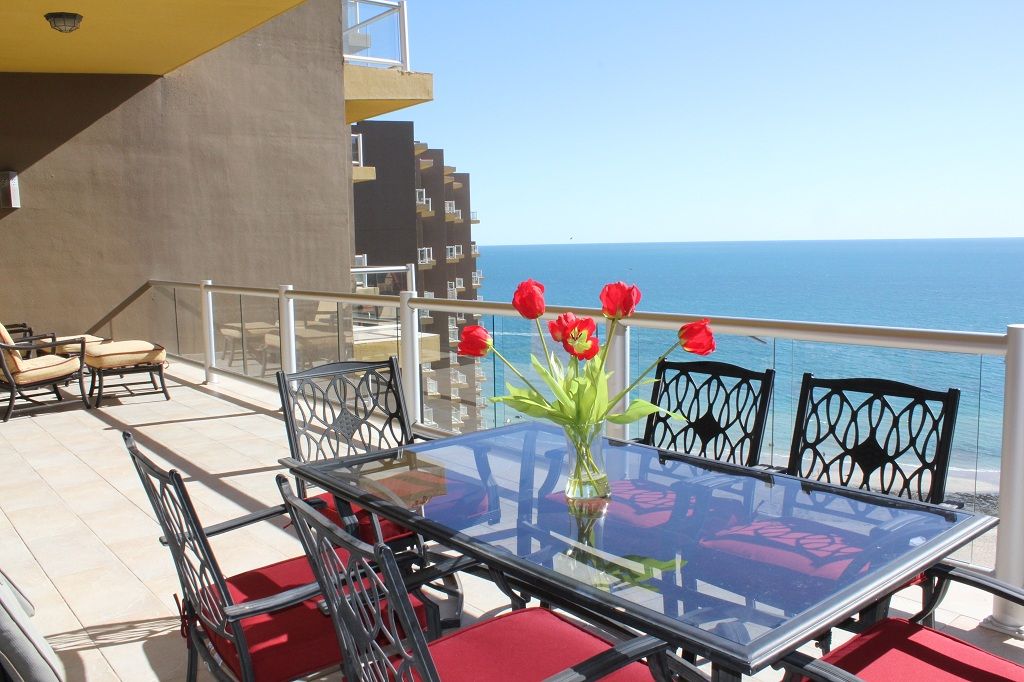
[563,423,611,501]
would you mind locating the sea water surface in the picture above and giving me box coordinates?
[475,239,1024,475]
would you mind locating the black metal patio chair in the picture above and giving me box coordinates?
[775,562,1024,682]
[277,475,678,682]
[124,431,444,682]
[575,361,775,561]
[276,358,496,546]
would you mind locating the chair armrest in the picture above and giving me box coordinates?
[17,333,57,344]
[775,651,866,682]
[543,635,672,682]
[159,498,326,545]
[222,581,321,622]
[404,554,479,591]
[930,562,1024,607]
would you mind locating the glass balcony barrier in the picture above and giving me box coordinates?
[351,133,364,166]
[344,0,409,70]
[141,280,1017,580]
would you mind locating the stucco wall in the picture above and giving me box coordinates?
[0,0,352,342]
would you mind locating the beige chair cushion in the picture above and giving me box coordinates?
[84,340,166,370]
[11,355,79,386]
[39,335,105,355]
[0,322,26,374]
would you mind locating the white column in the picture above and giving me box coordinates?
[984,324,1024,637]
[405,262,417,294]
[399,290,421,421]
[398,1,411,70]
[278,285,297,375]
[199,280,217,384]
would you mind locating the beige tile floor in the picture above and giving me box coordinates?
[1,361,1021,681]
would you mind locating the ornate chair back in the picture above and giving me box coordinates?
[786,374,960,503]
[277,358,412,499]
[641,360,775,466]
[277,476,439,682]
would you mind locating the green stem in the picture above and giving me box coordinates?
[600,339,681,420]
[597,318,618,373]
[536,318,553,373]
[490,347,547,399]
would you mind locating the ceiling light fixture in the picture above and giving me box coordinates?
[44,12,83,33]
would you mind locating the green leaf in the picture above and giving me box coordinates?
[607,399,664,424]
[532,355,573,409]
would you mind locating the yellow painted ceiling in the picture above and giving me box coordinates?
[0,1,307,75]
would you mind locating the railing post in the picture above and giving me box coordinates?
[398,1,410,70]
[199,279,217,384]
[405,262,417,294]
[278,285,297,375]
[399,290,421,421]
[984,324,1024,637]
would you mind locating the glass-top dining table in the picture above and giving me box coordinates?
[281,421,997,680]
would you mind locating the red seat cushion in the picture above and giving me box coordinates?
[698,518,868,581]
[809,617,1024,682]
[426,608,652,681]
[203,550,428,682]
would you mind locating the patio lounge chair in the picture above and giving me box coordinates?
[123,432,441,682]
[278,476,677,682]
[0,322,89,422]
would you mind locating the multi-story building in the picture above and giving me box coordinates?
[1,0,432,365]
[351,120,485,432]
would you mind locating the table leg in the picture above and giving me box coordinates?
[711,663,743,682]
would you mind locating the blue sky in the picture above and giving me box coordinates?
[380,1,1024,245]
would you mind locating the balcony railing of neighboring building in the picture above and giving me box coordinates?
[454,277,465,292]
[351,133,364,166]
[143,277,1024,606]
[417,246,434,265]
[471,271,483,287]
[446,280,456,295]
[422,405,436,427]
[452,370,467,386]
[471,210,480,223]
[416,188,432,214]
[445,244,464,262]
[444,200,457,214]
[471,242,479,257]
[343,0,410,71]
[451,387,460,402]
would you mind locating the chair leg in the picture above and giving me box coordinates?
[3,390,14,422]
[88,368,98,398]
[185,635,199,682]
[77,370,90,410]
[52,383,63,401]
[94,371,106,408]
[158,365,171,401]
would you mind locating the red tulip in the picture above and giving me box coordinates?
[458,325,493,357]
[600,282,642,319]
[678,319,715,356]
[548,312,579,343]
[512,279,546,320]
[562,316,600,361]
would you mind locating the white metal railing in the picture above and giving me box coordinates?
[455,277,464,290]
[416,189,431,213]
[446,280,456,293]
[423,291,434,299]
[444,200,457,214]
[453,370,467,385]
[343,0,410,70]
[146,277,1024,632]
[351,133,364,166]
[471,242,479,256]
[417,246,433,264]
[471,210,479,221]
[422,405,436,426]
[472,271,482,287]
[453,209,462,221]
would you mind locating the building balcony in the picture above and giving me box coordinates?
[417,246,435,270]
[455,277,465,292]
[445,244,464,263]
[343,1,433,123]
[471,242,480,257]
[471,210,481,224]
[471,270,483,287]
[351,133,377,183]
[416,190,434,218]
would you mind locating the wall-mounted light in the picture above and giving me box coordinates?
[44,12,83,33]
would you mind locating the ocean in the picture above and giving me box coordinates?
[475,238,1024,475]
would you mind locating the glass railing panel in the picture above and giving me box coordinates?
[344,0,404,68]
[172,286,205,364]
[212,292,243,373]
[147,285,181,356]
[238,295,281,381]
